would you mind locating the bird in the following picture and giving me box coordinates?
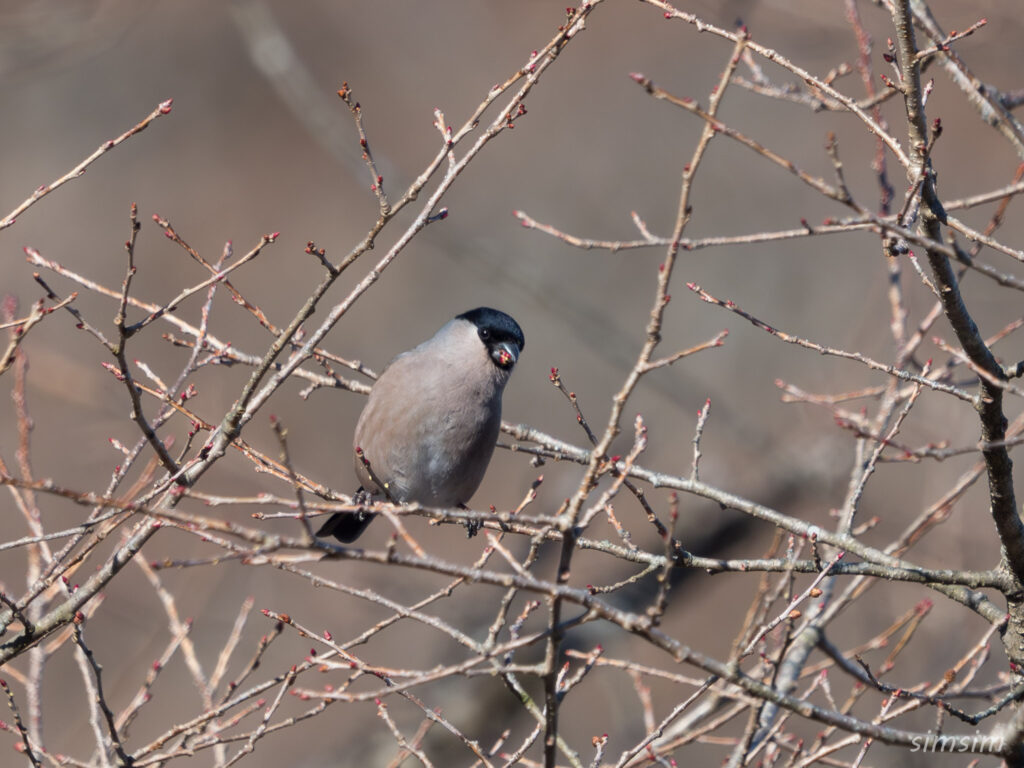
[316,307,525,543]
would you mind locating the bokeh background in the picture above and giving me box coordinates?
[2,1,1024,765]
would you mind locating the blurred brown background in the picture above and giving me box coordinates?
[2,1,1024,765]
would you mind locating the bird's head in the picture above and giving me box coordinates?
[457,307,525,372]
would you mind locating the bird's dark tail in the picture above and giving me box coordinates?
[315,510,373,543]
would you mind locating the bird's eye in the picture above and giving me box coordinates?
[479,328,491,341]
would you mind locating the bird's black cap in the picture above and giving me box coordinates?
[457,307,525,352]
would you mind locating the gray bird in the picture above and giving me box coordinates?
[316,307,525,543]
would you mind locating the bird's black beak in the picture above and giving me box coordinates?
[491,340,520,369]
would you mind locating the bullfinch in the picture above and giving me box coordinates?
[316,307,524,542]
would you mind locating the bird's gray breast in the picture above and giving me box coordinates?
[355,350,505,508]
[414,382,501,505]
